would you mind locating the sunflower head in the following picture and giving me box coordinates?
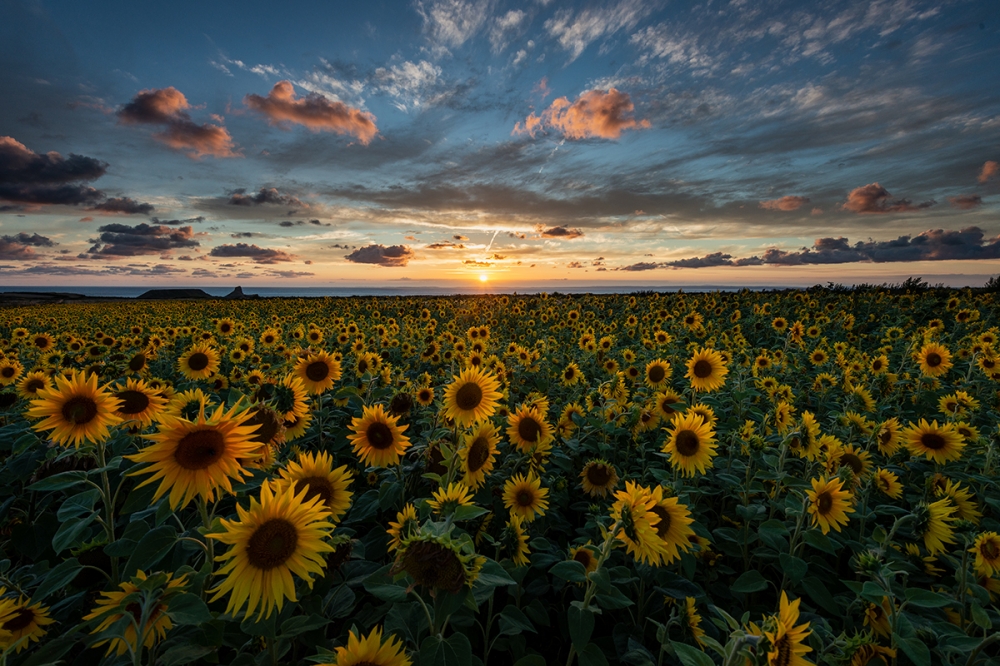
[580,459,619,497]
[442,366,502,427]
[392,533,484,593]
[27,370,122,447]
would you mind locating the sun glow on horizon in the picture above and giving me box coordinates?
[479,273,489,282]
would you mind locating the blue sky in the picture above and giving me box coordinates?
[0,0,998,287]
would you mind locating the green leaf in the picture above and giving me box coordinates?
[418,632,473,666]
[757,520,789,551]
[166,593,213,625]
[904,588,953,608]
[671,642,715,666]
[778,553,808,585]
[56,489,101,521]
[550,560,588,584]
[280,614,330,637]
[513,657,547,666]
[568,605,595,651]
[896,635,931,666]
[595,585,634,610]
[32,558,81,601]
[123,525,177,576]
[364,564,409,602]
[28,470,88,492]
[499,604,536,636]
[52,512,95,554]
[452,504,489,521]
[578,643,610,666]
[801,529,837,554]
[730,570,767,594]
[475,558,516,588]
[971,602,991,630]
[159,644,218,666]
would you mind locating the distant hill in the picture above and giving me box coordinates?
[138,288,213,300]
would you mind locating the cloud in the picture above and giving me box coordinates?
[617,262,661,271]
[947,195,983,210]
[344,244,414,266]
[544,0,651,61]
[372,60,442,112]
[539,225,584,239]
[89,197,154,215]
[416,0,492,51]
[209,243,295,263]
[228,187,306,208]
[759,195,810,212]
[244,81,378,144]
[980,161,999,184]
[426,241,465,249]
[117,87,239,158]
[489,9,528,53]
[3,233,54,247]
[151,216,205,225]
[0,136,106,205]
[0,232,56,260]
[842,183,935,214]
[514,88,650,140]
[86,223,199,257]
[663,227,1000,268]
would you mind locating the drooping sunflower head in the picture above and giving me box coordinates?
[502,514,531,567]
[386,503,421,552]
[610,482,666,566]
[762,592,812,666]
[442,366,502,427]
[392,533,484,593]
[874,468,903,499]
[0,596,54,652]
[579,459,619,497]
[646,486,696,565]
[347,403,411,468]
[568,545,599,574]
[912,498,957,555]
[27,370,122,448]
[83,571,188,656]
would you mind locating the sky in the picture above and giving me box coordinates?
[0,0,998,289]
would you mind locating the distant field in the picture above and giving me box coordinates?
[0,289,998,666]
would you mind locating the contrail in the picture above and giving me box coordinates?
[484,229,500,255]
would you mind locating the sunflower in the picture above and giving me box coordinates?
[164,388,214,420]
[935,479,982,523]
[849,644,895,666]
[294,351,342,395]
[347,404,411,468]
[914,498,956,555]
[504,514,531,567]
[763,592,813,666]
[27,370,122,447]
[662,411,717,477]
[507,404,553,453]
[392,533,484,592]
[836,444,872,478]
[15,370,50,400]
[644,359,672,389]
[684,597,706,647]
[568,545,599,574]
[503,473,549,522]
[386,504,420,552]
[970,532,1000,577]
[685,348,728,392]
[177,343,220,381]
[427,482,475,516]
[653,389,685,422]
[875,418,901,456]
[609,482,666,566]
[864,598,893,638]
[903,419,965,464]
[579,459,619,498]
[0,596,54,652]
[415,386,435,407]
[442,366,503,427]
[874,469,902,499]
[126,401,261,509]
[284,410,312,441]
[113,377,168,427]
[317,626,411,666]
[276,450,354,523]
[647,486,696,565]
[208,481,335,620]
[0,359,23,386]
[916,342,952,377]
[459,421,500,488]
[806,476,854,535]
[83,571,188,656]
[562,362,583,386]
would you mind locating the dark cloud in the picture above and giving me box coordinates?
[616,262,661,271]
[426,241,465,249]
[244,81,378,144]
[209,243,295,263]
[89,197,154,215]
[539,225,584,239]
[151,216,205,226]
[0,136,106,205]
[842,183,935,214]
[0,237,43,260]
[86,223,199,257]
[2,232,54,247]
[344,244,413,266]
[0,262,187,277]
[759,195,809,211]
[228,187,305,208]
[947,195,983,210]
[117,87,239,159]
[667,251,739,268]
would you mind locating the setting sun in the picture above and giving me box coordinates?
[479,273,488,282]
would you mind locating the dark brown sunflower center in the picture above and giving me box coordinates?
[772,635,792,666]
[305,361,329,382]
[246,518,298,570]
[872,360,883,370]
[841,453,863,474]
[921,433,946,450]
[651,505,672,538]
[573,549,594,567]
[295,476,334,507]
[2,607,36,632]
[981,540,1000,560]
[675,430,700,457]
[34,336,48,348]
[879,429,892,445]
[648,365,666,383]
[128,353,146,372]
[466,437,491,472]
[925,352,942,367]
[187,352,210,371]
[455,382,483,411]
[693,360,713,378]
[61,396,98,425]
[518,417,541,443]
[516,490,535,507]
[397,540,465,593]
[366,422,395,450]
[564,368,576,379]
[1,367,15,378]
[247,409,281,445]
[817,491,833,514]
[586,464,612,487]
[174,429,225,470]
[24,378,45,393]
[115,390,150,415]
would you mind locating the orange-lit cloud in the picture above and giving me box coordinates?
[759,195,809,211]
[948,194,983,210]
[244,81,378,144]
[842,183,934,214]
[980,160,999,183]
[513,88,650,140]
[117,87,240,159]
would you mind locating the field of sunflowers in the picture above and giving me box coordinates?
[1,286,1000,666]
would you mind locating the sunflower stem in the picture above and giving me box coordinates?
[96,440,119,584]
